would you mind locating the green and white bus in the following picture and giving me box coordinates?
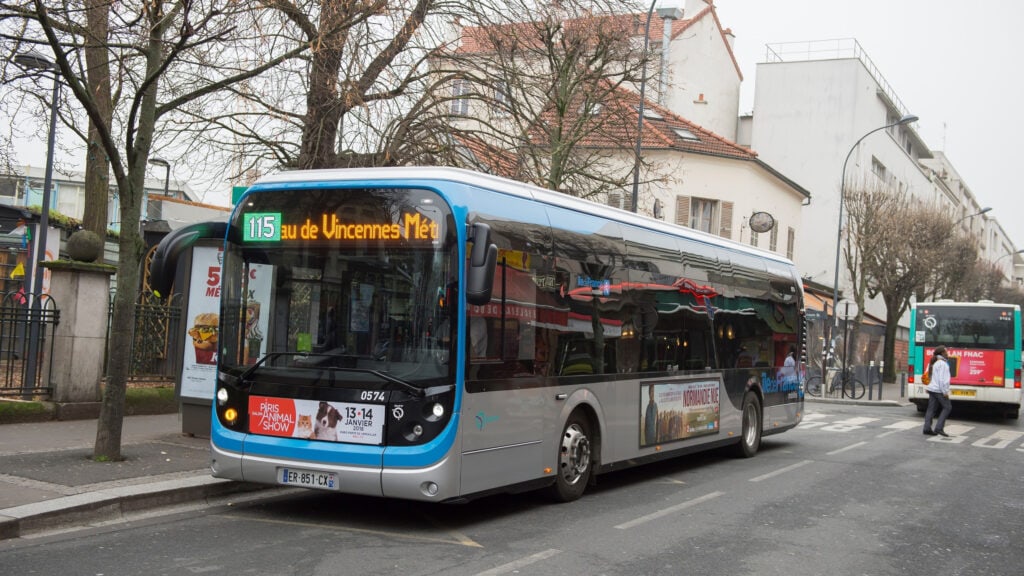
[150,167,805,502]
[909,301,1022,419]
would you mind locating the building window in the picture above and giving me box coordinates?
[690,198,716,234]
[871,157,888,182]
[492,81,508,116]
[451,80,469,115]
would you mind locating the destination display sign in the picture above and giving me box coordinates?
[242,211,439,243]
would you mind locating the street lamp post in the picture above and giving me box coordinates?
[630,4,683,214]
[630,0,659,214]
[954,206,991,226]
[831,113,918,337]
[995,249,1024,265]
[147,157,171,222]
[12,50,59,392]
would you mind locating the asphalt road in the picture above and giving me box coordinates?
[2,403,1021,576]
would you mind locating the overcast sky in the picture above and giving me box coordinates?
[713,0,1024,249]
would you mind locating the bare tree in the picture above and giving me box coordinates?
[163,0,475,182]
[845,183,956,381]
[444,0,648,199]
[1,0,307,460]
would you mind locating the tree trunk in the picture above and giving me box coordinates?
[881,296,906,383]
[94,5,162,460]
[82,0,112,242]
[297,1,346,169]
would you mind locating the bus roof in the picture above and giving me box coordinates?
[914,301,1020,310]
[251,166,795,269]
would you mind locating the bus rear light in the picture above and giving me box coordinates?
[907,365,915,383]
[1015,368,1021,389]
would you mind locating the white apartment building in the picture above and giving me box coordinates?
[741,39,1017,323]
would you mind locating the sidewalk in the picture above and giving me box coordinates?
[0,413,264,540]
[805,379,914,408]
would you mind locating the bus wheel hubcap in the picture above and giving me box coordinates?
[559,424,591,485]
[744,403,758,445]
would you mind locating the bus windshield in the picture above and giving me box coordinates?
[218,186,458,388]
[915,304,1016,350]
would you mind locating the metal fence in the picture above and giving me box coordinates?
[0,291,59,398]
[0,288,183,399]
[106,290,184,384]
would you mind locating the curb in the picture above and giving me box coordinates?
[805,396,911,408]
[0,476,267,540]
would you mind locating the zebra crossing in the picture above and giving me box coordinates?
[797,411,1024,451]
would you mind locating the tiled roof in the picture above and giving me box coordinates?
[455,134,520,179]
[533,82,757,160]
[454,4,742,80]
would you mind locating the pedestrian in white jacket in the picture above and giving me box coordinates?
[923,345,952,437]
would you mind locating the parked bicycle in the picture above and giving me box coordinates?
[804,366,865,399]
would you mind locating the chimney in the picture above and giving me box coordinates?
[656,6,685,105]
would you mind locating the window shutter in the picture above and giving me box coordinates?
[623,192,633,212]
[787,227,795,260]
[769,224,778,252]
[608,193,622,209]
[675,195,690,227]
[719,201,733,239]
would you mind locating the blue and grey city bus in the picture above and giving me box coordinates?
[149,167,805,502]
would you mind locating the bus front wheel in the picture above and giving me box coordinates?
[733,391,762,458]
[547,413,593,502]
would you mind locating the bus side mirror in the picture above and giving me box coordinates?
[466,222,497,305]
[149,221,228,298]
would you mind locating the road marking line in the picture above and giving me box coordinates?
[749,460,812,482]
[614,491,724,530]
[884,420,920,430]
[833,417,878,425]
[474,549,561,576]
[827,441,868,455]
[971,430,1024,449]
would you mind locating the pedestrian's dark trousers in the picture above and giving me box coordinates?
[923,391,952,433]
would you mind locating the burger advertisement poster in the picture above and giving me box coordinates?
[181,246,271,400]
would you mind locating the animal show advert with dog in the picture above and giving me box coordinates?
[248,397,385,444]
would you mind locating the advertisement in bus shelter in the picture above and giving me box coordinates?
[925,346,1005,386]
[180,246,272,400]
[640,379,720,447]
[248,396,384,445]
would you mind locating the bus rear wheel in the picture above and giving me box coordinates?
[733,391,762,458]
[547,413,592,502]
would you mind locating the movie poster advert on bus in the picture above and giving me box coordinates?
[180,246,272,400]
[640,380,720,447]
[925,346,1005,386]
[248,396,385,445]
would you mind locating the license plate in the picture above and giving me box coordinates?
[951,389,976,397]
[278,467,339,490]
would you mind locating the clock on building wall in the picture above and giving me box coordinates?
[749,211,775,234]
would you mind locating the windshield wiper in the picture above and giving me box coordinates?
[239,352,444,398]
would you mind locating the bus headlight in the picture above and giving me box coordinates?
[430,402,444,420]
[216,387,229,406]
